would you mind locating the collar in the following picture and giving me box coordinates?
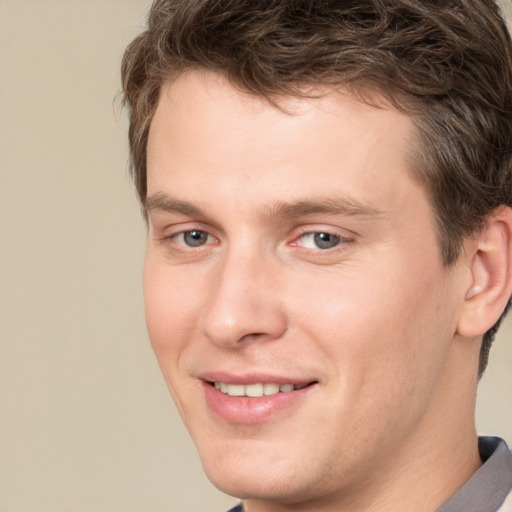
[437,437,512,512]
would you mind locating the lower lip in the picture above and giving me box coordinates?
[202,382,316,424]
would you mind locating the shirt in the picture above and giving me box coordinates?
[438,437,512,512]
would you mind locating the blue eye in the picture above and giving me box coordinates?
[299,232,342,249]
[180,230,210,247]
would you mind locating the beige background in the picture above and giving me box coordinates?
[0,1,511,511]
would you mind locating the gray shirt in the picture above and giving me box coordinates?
[438,437,512,512]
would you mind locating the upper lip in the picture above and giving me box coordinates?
[198,372,317,386]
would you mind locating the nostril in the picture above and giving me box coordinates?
[239,332,265,342]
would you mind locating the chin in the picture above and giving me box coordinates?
[198,443,319,503]
[206,470,303,504]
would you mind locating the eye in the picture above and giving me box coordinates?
[297,232,342,250]
[176,230,213,247]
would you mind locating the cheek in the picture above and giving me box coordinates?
[143,255,209,423]
[289,258,456,397]
[284,264,456,463]
[143,255,202,367]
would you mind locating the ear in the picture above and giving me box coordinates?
[457,207,512,338]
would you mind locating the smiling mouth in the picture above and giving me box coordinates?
[210,381,316,398]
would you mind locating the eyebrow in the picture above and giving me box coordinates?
[144,192,383,220]
[266,196,382,218]
[145,193,204,217]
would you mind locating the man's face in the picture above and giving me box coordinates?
[144,71,467,506]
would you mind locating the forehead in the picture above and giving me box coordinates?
[153,70,408,135]
[147,71,417,205]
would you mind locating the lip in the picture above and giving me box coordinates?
[200,372,318,424]
[199,371,315,386]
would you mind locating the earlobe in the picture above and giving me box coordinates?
[457,207,512,338]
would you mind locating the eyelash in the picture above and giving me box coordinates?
[160,227,351,254]
[291,230,351,251]
[161,229,218,251]
[173,230,216,247]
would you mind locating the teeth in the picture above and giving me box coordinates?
[227,384,245,396]
[245,383,263,397]
[263,383,280,395]
[213,382,304,397]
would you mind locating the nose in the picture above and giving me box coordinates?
[200,250,288,348]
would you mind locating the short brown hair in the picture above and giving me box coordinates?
[121,0,512,375]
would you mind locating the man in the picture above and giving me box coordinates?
[121,1,512,510]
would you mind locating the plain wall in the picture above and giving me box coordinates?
[0,1,510,511]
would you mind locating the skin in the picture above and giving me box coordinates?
[144,70,488,512]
